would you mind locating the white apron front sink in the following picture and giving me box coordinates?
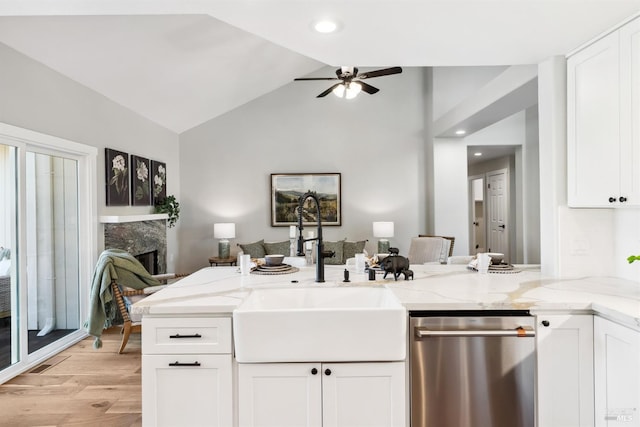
[233,286,406,363]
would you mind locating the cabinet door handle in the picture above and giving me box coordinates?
[541,320,550,327]
[311,368,318,375]
[169,333,202,339]
[168,361,201,367]
[620,196,628,203]
[324,368,332,376]
[609,197,617,203]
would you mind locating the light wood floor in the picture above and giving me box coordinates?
[0,327,142,427]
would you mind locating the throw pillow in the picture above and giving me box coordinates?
[238,239,266,258]
[263,240,290,256]
[323,240,345,265]
[343,240,367,263]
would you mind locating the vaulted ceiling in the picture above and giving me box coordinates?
[0,1,639,133]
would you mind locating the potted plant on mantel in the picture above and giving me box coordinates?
[155,195,180,228]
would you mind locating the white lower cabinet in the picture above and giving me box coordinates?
[535,314,594,427]
[143,354,233,426]
[141,316,233,427]
[594,317,640,426]
[238,362,406,427]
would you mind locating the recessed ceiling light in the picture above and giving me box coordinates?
[455,129,466,135]
[313,19,339,34]
[474,152,483,157]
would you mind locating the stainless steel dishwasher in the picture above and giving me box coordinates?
[410,310,535,427]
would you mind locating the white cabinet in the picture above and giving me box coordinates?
[567,17,640,207]
[142,316,233,427]
[238,362,406,427]
[594,316,640,426]
[536,314,594,427]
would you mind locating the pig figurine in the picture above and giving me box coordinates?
[380,255,411,281]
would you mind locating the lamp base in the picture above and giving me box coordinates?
[219,240,230,259]
[378,239,390,254]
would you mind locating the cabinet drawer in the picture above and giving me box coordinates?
[142,354,233,427]
[142,317,231,354]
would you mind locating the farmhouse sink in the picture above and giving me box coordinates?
[233,286,406,363]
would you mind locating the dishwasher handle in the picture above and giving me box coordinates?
[415,326,535,338]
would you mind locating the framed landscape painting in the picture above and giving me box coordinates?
[271,173,341,226]
[131,155,151,206]
[105,148,129,206]
[151,160,167,206]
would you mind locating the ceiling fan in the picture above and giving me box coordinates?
[294,66,403,99]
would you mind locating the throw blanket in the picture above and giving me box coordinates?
[84,249,161,349]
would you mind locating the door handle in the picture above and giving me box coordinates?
[498,224,505,229]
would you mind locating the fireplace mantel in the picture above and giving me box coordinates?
[99,214,168,224]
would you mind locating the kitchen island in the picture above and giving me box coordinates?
[133,263,640,427]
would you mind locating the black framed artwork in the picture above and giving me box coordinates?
[151,160,167,206]
[270,173,341,226]
[105,148,129,206]
[131,155,151,206]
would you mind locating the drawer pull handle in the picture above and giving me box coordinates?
[169,333,202,339]
[168,361,201,367]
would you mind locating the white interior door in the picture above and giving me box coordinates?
[487,169,509,261]
[469,176,485,254]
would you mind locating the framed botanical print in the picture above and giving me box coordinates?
[131,155,151,206]
[105,148,129,206]
[151,160,167,206]
[270,173,341,226]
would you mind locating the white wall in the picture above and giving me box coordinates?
[178,67,425,273]
[432,66,508,120]
[433,138,469,255]
[0,43,181,270]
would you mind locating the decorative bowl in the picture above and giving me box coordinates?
[265,254,285,266]
[487,252,504,265]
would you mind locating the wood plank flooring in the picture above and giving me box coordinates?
[0,327,142,426]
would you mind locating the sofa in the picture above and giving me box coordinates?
[237,239,371,265]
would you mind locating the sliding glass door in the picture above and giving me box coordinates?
[25,152,80,353]
[0,124,96,382]
[0,144,17,371]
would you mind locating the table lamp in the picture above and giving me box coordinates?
[373,221,394,254]
[214,223,235,259]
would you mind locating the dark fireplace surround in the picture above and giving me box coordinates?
[104,219,167,274]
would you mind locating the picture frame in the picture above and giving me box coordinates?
[105,148,130,206]
[271,173,341,226]
[131,155,151,206]
[151,160,167,206]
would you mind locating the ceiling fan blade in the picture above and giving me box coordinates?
[294,77,340,81]
[317,83,342,98]
[357,67,403,79]
[357,81,380,95]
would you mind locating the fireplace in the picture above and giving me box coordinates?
[103,217,167,274]
[135,250,158,275]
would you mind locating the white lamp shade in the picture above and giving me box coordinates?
[373,221,394,238]
[214,223,236,239]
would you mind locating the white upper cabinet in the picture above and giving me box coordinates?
[568,17,640,207]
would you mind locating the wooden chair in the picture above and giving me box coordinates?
[111,273,188,354]
[419,235,455,257]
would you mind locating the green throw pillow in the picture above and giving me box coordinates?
[323,240,345,265]
[343,240,367,263]
[238,239,266,258]
[263,240,290,256]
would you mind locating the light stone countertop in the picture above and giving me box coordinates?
[133,263,640,330]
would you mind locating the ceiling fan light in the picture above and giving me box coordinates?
[345,82,362,99]
[332,84,346,98]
